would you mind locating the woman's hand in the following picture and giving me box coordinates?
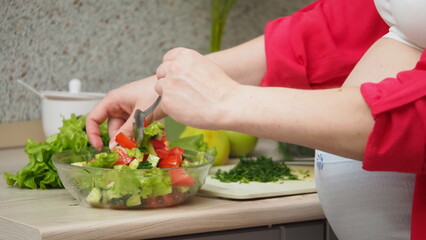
[85,41,263,150]
[155,47,241,129]
[86,76,163,150]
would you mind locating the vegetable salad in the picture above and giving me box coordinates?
[56,121,215,208]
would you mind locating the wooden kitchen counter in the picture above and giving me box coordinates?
[0,144,325,240]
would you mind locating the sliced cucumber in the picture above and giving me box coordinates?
[129,159,141,169]
[126,194,142,207]
[86,187,102,205]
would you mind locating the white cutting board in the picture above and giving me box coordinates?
[199,164,316,200]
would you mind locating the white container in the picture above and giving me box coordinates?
[17,79,105,137]
[41,91,104,137]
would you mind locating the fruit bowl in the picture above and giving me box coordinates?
[52,148,214,209]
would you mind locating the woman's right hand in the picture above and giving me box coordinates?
[86,76,164,150]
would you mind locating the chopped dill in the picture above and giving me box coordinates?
[213,156,305,183]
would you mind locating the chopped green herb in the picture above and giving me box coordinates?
[137,161,153,169]
[213,155,300,183]
[298,169,310,178]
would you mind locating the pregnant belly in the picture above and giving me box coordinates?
[315,151,415,240]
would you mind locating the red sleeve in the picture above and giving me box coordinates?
[361,52,426,174]
[261,0,388,89]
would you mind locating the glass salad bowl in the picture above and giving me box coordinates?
[52,148,214,209]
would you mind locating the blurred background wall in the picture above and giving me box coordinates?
[1,0,313,123]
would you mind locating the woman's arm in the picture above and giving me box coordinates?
[221,85,373,160]
[224,38,422,160]
[155,37,422,161]
[343,37,421,87]
[206,36,266,86]
[155,48,372,160]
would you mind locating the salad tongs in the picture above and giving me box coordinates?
[133,96,162,147]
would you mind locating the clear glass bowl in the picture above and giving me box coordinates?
[52,148,214,209]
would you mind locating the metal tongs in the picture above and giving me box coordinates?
[133,96,162,147]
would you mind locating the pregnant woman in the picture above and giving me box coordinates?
[316,1,425,239]
[86,0,426,239]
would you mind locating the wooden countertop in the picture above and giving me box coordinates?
[0,141,324,240]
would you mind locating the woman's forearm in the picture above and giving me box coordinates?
[219,85,373,160]
[218,38,423,160]
[206,35,266,86]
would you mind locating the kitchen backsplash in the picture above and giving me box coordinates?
[1,0,313,123]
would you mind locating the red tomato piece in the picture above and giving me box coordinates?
[161,194,175,207]
[151,138,167,151]
[171,188,185,203]
[115,132,137,149]
[152,135,169,151]
[157,146,184,168]
[158,155,182,168]
[169,147,183,158]
[156,148,169,160]
[113,146,133,165]
[146,197,160,208]
[161,135,169,149]
[170,169,196,186]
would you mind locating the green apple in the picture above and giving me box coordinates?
[224,131,258,157]
[180,126,230,166]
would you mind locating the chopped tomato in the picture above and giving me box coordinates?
[156,148,169,160]
[158,155,182,168]
[144,119,148,128]
[169,147,184,158]
[157,147,184,168]
[146,197,160,208]
[170,188,185,203]
[162,194,175,207]
[151,139,166,151]
[113,146,133,165]
[151,135,169,151]
[115,132,137,149]
[170,168,196,186]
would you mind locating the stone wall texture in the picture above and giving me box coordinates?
[1,0,313,123]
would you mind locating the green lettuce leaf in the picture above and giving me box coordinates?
[125,148,145,160]
[140,121,165,149]
[86,152,119,168]
[83,168,172,200]
[3,114,110,189]
[143,121,165,138]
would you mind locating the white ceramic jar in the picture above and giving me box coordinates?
[41,90,104,137]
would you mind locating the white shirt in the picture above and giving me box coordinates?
[315,151,414,240]
[375,0,426,50]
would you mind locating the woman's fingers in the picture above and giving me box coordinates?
[157,48,201,79]
[106,117,125,148]
[108,115,135,149]
[86,100,113,151]
[162,47,188,62]
[155,62,168,81]
[156,60,182,80]
[155,77,165,96]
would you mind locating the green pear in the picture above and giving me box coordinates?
[224,131,258,157]
[180,126,230,166]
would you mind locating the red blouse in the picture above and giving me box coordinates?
[261,0,426,239]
